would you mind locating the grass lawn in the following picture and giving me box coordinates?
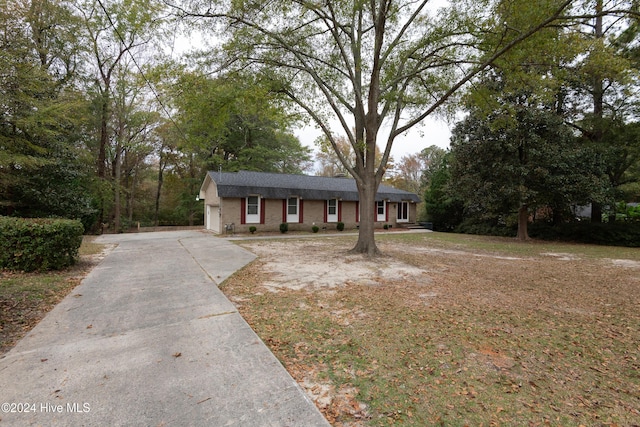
[221,232,640,426]
[0,236,107,355]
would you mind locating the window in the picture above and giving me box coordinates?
[327,199,338,222]
[287,197,299,223]
[288,197,298,214]
[376,200,386,222]
[246,196,260,223]
[397,201,409,222]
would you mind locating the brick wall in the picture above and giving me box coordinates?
[217,197,419,233]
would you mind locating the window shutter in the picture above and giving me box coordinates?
[324,200,328,223]
[240,198,246,225]
[299,200,304,223]
[338,201,343,222]
[282,199,287,222]
[260,198,266,224]
[386,202,389,222]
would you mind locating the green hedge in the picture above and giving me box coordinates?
[0,217,84,272]
[453,219,640,247]
[529,222,640,247]
[455,220,517,237]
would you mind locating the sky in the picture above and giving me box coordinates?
[294,117,452,161]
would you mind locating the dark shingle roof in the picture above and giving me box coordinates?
[207,170,421,203]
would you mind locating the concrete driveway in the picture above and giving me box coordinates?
[0,231,329,426]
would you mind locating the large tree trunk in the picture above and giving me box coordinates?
[516,204,529,241]
[188,154,197,227]
[154,156,165,227]
[347,3,387,256]
[350,178,380,256]
[552,205,564,225]
[97,100,108,179]
[113,147,122,233]
[591,0,604,224]
[591,202,603,223]
[127,168,136,223]
[95,85,111,230]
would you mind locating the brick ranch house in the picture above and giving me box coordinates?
[199,170,421,233]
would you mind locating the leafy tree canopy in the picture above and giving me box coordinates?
[450,94,608,237]
[174,72,312,174]
[0,0,94,222]
[170,0,577,254]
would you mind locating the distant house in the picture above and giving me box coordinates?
[199,170,421,233]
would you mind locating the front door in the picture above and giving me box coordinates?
[327,199,338,222]
[287,197,299,223]
[397,201,409,223]
[246,196,261,224]
[207,205,221,232]
[376,200,386,222]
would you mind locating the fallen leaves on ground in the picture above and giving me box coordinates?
[221,235,640,426]
[0,240,110,355]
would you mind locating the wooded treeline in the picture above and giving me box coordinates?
[420,0,640,239]
[2,0,639,241]
[1,0,312,233]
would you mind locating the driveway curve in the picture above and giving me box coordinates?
[0,230,329,427]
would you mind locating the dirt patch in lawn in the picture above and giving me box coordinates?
[223,235,640,426]
[609,258,640,268]
[245,240,429,291]
[0,238,114,356]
